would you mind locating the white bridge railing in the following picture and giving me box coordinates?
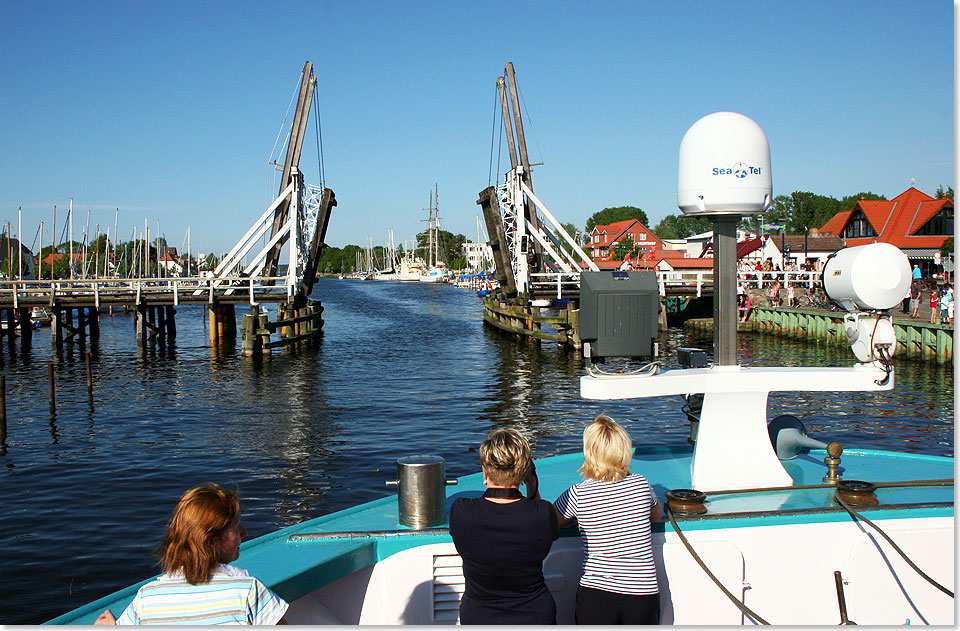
[529,270,822,299]
[0,276,290,309]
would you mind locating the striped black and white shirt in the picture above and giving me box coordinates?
[555,474,659,595]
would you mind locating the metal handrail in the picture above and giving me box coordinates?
[0,276,291,305]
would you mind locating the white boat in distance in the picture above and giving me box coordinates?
[417,265,448,283]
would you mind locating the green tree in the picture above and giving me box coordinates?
[584,206,649,237]
[557,222,585,258]
[202,253,218,271]
[417,229,466,268]
[838,192,886,210]
[941,237,954,258]
[935,185,954,200]
[612,235,641,260]
[653,214,712,239]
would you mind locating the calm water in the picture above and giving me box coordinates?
[0,278,953,624]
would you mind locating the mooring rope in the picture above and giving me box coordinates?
[834,494,954,598]
[665,506,771,625]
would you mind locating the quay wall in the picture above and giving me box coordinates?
[686,307,954,365]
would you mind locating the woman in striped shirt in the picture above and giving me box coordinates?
[554,415,662,624]
[94,483,288,625]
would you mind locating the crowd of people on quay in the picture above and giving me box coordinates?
[901,265,953,325]
[733,258,953,325]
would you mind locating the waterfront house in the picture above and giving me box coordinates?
[158,252,183,276]
[461,241,493,272]
[588,219,663,262]
[817,187,953,275]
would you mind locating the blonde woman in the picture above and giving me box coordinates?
[555,415,662,624]
[95,483,288,625]
[449,428,559,624]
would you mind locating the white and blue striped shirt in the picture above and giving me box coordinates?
[116,563,288,625]
[555,474,659,595]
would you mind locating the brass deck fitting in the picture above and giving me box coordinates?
[666,489,707,515]
[835,479,879,506]
[822,442,843,484]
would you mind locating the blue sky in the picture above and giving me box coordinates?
[1,1,954,257]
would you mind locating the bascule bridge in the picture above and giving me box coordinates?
[0,61,336,357]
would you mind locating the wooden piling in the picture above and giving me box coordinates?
[51,306,63,350]
[165,305,176,341]
[1,374,6,436]
[241,308,261,357]
[156,306,166,340]
[224,304,236,337]
[208,304,219,345]
[136,304,147,347]
[18,307,32,345]
[85,351,93,396]
[47,362,55,413]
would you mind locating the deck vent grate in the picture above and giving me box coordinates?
[432,553,464,623]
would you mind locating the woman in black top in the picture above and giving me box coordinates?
[449,428,559,624]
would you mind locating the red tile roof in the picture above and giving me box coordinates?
[737,237,763,258]
[591,219,663,250]
[817,187,952,248]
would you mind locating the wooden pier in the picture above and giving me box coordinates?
[482,296,581,348]
[0,275,324,354]
[686,306,954,364]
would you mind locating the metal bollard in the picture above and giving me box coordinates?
[386,455,458,529]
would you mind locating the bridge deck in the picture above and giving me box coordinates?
[0,277,293,310]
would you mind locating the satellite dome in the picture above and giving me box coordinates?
[678,112,772,216]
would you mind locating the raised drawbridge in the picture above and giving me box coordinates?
[477,63,598,347]
[477,63,597,305]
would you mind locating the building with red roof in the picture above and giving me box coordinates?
[817,187,953,273]
[588,219,663,262]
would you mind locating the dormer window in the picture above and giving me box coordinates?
[843,209,877,238]
[914,207,954,236]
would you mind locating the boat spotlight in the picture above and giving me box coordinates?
[822,243,910,364]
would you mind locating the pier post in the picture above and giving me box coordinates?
[0,374,6,441]
[241,306,261,357]
[156,306,166,341]
[568,302,581,350]
[89,308,100,343]
[165,306,176,341]
[225,304,236,337]
[135,303,147,347]
[208,304,220,345]
[18,307,32,345]
[279,302,291,340]
[51,306,63,350]
[257,313,271,357]
[47,362,55,413]
[77,307,87,342]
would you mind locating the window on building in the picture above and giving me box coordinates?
[913,207,954,236]
[843,210,877,239]
[637,232,646,241]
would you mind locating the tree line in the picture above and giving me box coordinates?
[314,229,470,274]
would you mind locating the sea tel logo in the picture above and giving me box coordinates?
[712,162,762,178]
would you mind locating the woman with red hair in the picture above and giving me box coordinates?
[95,483,288,625]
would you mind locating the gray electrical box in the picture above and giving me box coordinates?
[579,270,659,362]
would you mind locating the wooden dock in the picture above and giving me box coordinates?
[686,306,954,364]
[0,276,322,352]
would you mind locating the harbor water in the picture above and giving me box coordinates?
[0,278,953,625]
